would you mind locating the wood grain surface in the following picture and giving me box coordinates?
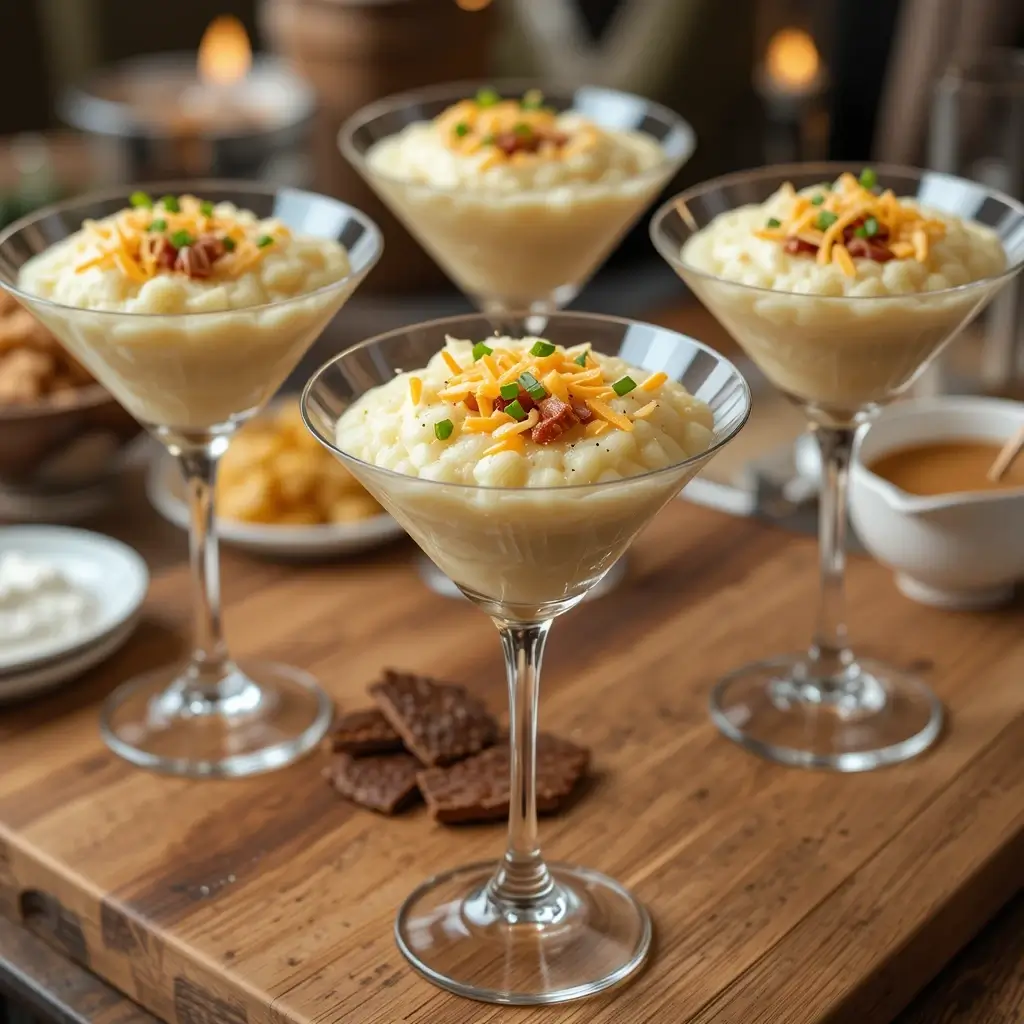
[0,479,1021,1024]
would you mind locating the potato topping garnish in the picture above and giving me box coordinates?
[74,192,290,283]
[753,168,949,277]
[414,339,666,450]
[217,401,381,526]
[435,87,597,168]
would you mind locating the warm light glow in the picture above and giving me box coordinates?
[198,15,252,86]
[454,0,493,9]
[765,27,820,89]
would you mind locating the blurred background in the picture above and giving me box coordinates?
[0,0,1022,516]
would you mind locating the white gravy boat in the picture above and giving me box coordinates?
[849,396,1024,610]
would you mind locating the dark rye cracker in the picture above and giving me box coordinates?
[326,709,404,757]
[417,734,590,825]
[370,670,498,766]
[323,752,422,814]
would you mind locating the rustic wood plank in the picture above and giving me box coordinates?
[0,496,1020,1024]
[0,915,156,1024]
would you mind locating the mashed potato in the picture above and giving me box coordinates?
[337,339,713,488]
[677,172,1010,414]
[332,337,723,613]
[17,194,356,429]
[363,89,673,308]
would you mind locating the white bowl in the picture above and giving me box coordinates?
[849,397,1024,610]
[0,525,148,673]
[146,449,406,560]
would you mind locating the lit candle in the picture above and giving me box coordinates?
[60,15,316,183]
[753,27,829,163]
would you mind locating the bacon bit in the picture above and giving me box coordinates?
[532,395,580,445]
[846,237,894,262]
[175,234,226,279]
[784,236,818,257]
[493,129,568,156]
[571,401,593,424]
[463,393,479,412]
[494,388,535,416]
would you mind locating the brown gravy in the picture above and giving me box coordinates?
[869,441,1024,497]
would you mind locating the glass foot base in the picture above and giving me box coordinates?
[710,654,944,772]
[100,659,333,778]
[396,861,652,1005]
[416,555,628,603]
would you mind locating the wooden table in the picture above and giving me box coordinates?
[0,466,1021,1024]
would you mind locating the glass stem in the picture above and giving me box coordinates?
[489,619,556,909]
[809,425,856,677]
[178,445,232,699]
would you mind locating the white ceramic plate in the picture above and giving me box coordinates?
[0,526,149,673]
[146,450,406,559]
[0,615,139,702]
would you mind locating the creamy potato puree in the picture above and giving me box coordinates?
[18,197,353,429]
[364,90,671,308]
[334,338,716,612]
[679,173,1008,414]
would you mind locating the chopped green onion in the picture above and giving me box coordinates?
[199,200,215,217]
[765,217,781,228]
[472,341,493,360]
[159,195,180,213]
[854,225,868,238]
[815,210,838,231]
[819,181,832,191]
[481,133,496,146]
[518,372,547,402]
[130,191,153,209]
[499,382,520,400]
[859,167,878,189]
[476,87,500,108]
[521,89,544,110]
[222,236,237,252]
[257,235,274,248]
[504,400,527,421]
[149,218,167,232]
[529,340,555,357]
[811,194,825,206]
[574,351,589,367]
[863,216,879,237]
[454,122,471,138]
[434,419,454,441]
[169,230,194,248]
[513,122,533,138]
[612,376,637,397]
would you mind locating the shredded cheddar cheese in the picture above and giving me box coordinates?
[433,88,597,168]
[408,377,423,405]
[754,169,947,277]
[428,341,670,447]
[72,193,283,283]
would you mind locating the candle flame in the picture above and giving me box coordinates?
[766,28,820,89]
[198,15,252,86]
[454,0,493,9]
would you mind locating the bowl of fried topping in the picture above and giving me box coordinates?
[0,290,140,513]
[146,399,405,558]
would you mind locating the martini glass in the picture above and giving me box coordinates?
[651,163,1024,772]
[0,183,382,778]
[341,80,695,599]
[302,311,751,1005]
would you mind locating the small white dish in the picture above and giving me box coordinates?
[849,396,1024,610]
[0,526,149,672]
[0,615,139,702]
[146,450,406,559]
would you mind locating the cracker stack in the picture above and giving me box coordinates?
[323,670,590,824]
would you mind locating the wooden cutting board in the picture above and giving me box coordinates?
[0,496,1021,1024]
